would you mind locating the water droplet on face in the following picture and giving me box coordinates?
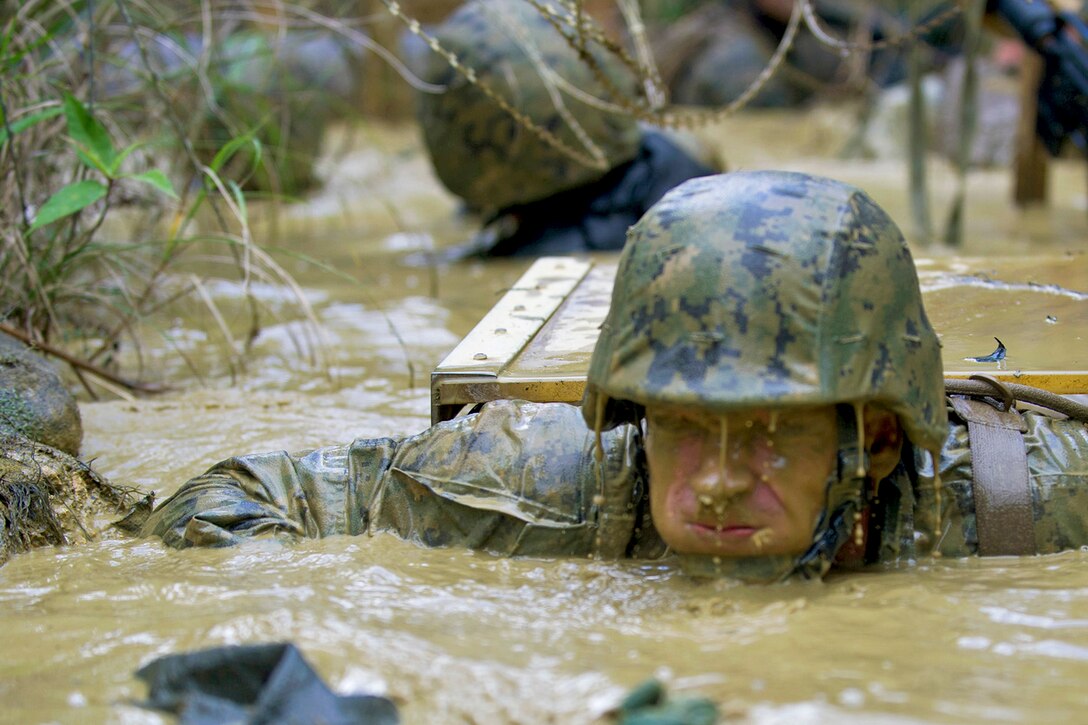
[473,352,487,360]
[494,327,507,334]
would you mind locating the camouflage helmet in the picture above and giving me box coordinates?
[416,0,643,212]
[583,170,947,454]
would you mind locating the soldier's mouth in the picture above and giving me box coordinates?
[688,522,760,539]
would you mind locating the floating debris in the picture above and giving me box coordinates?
[1046,314,1058,324]
[963,337,1006,363]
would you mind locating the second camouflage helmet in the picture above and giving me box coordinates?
[583,170,947,453]
[415,0,643,212]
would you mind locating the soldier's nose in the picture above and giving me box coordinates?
[690,448,755,509]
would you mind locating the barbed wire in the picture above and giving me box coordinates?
[380,0,611,170]
[800,0,965,53]
[383,0,965,165]
[492,0,610,169]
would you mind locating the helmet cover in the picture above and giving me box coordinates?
[583,170,947,454]
[416,0,643,212]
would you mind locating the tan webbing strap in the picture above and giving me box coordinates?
[949,396,1036,557]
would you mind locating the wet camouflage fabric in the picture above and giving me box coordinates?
[910,405,1088,558]
[141,401,664,560]
[583,171,948,455]
[141,400,1088,569]
[416,0,642,212]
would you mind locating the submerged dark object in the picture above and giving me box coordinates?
[964,337,1007,363]
[135,642,399,725]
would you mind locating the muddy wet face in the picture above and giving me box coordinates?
[644,405,838,557]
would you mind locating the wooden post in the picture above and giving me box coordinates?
[1013,50,1049,206]
[357,0,464,121]
[358,0,409,120]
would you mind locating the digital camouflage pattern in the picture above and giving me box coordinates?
[583,171,948,455]
[416,0,642,212]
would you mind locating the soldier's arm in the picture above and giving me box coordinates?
[140,400,642,557]
[140,440,395,549]
[371,400,641,558]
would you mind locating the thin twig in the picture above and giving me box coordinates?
[0,321,169,394]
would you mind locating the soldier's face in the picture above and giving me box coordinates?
[644,405,839,557]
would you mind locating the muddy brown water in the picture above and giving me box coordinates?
[3,116,1087,723]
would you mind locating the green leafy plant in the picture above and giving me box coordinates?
[0,0,362,397]
[28,92,177,234]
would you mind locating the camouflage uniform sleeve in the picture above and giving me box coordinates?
[912,406,1088,557]
[140,441,393,549]
[142,400,646,557]
[359,400,646,558]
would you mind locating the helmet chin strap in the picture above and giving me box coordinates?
[676,405,870,583]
